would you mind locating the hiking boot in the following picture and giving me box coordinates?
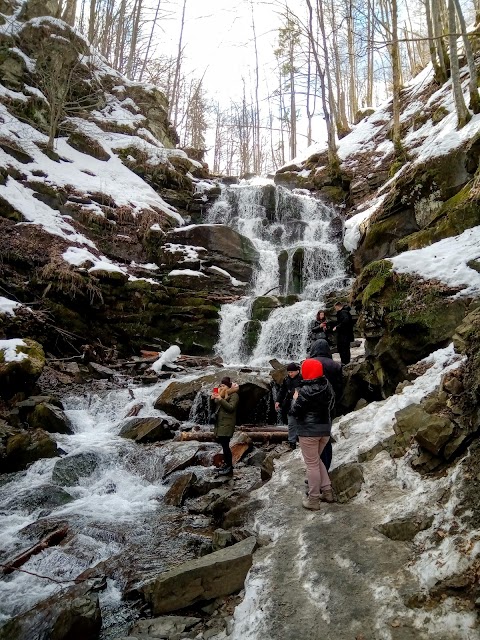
[302,496,320,511]
[289,442,296,450]
[216,466,233,477]
[320,488,335,503]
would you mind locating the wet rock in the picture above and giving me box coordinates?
[5,483,73,514]
[160,441,201,478]
[3,428,59,472]
[164,471,195,506]
[260,446,285,481]
[376,515,434,541]
[87,362,117,378]
[52,451,102,486]
[330,462,364,503]
[129,615,201,638]
[140,536,256,614]
[187,471,231,498]
[393,404,427,453]
[0,580,102,640]
[118,416,178,443]
[27,402,74,435]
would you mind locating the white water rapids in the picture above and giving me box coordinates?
[207,178,348,366]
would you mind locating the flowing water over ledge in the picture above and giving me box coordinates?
[207,179,350,366]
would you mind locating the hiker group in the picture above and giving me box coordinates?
[210,302,354,511]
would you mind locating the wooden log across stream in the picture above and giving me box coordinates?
[179,425,288,443]
[2,525,69,575]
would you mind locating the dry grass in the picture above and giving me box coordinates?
[39,259,104,304]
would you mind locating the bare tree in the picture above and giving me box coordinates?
[448,0,471,127]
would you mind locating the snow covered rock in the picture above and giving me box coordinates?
[0,338,45,399]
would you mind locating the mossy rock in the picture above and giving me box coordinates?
[67,132,110,161]
[432,106,449,124]
[396,184,480,251]
[320,185,346,204]
[243,319,261,355]
[4,428,59,472]
[90,269,128,284]
[251,296,280,322]
[0,338,45,400]
[354,211,419,271]
[355,267,468,395]
[0,193,22,221]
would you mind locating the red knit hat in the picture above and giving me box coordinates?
[301,359,324,380]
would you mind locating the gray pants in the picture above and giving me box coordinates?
[287,417,297,445]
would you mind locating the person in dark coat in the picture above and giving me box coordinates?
[275,363,302,448]
[289,359,335,510]
[211,376,239,476]
[309,339,343,407]
[333,302,354,365]
[308,309,328,349]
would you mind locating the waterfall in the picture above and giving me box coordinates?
[207,178,349,366]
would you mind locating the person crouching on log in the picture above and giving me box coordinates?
[289,359,335,511]
[211,376,239,477]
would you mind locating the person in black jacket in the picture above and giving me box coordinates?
[333,302,354,365]
[308,309,328,349]
[275,363,302,448]
[309,339,343,408]
[289,359,335,511]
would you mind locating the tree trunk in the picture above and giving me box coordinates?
[88,0,96,44]
[452,0,480,113]
[448,0,471,127]
[170,0,187,126]
[62,0,77,26]
[390,0,403,157]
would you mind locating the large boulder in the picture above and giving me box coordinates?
[52,452,102,486]
[0,580,102,640]
[3,428,59,472]
[165,224,259,282]
[0,338,45,400]
[118,416,178,443]
[154,370,273,424]
[140,536,256,614]
[27,402,73,435]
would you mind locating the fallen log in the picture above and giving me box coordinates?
[2,525,69,575]
[179,431,288,443]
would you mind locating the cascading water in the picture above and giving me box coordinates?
[207,178,349,366]
[0,379,202,638]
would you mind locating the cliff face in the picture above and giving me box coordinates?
[0,0,251,357]
[277,57,480,396]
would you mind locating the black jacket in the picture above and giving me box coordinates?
[277,373,303,409]
[309,340,343,402]
[288,376,335,437]
[335,306,354,343]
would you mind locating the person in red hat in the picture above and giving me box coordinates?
[289,358,335,510]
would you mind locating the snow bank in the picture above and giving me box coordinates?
[0,297,21,316]
[390,226,480,297]
[0,338,28,363]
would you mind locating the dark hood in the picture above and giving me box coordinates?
[309,339,332,358]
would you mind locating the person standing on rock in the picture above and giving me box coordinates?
[211,377,239,477]
[275,363,302,448]
[333,302,354,365]
[289,359,335,511]
[308,309,329,350]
